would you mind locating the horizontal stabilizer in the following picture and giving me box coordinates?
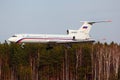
[80,20,112,25]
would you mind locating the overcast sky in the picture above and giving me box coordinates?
[0,0,120,43]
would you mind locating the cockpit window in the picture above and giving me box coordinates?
[12,35,17,37]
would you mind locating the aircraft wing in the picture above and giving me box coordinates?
[56,39,95,44]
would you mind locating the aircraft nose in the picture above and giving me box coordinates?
[8,37,16,42]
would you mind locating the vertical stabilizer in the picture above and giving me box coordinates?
[79,20,111,34]
[79,22,92,34]
[77,20,111,39]
[67,20,111,40]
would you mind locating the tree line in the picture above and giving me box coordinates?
[0,42,120,80]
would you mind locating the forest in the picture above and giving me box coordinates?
[0,42,120,80]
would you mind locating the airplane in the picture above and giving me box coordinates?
[8,20,111,44]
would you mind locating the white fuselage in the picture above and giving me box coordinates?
[8,34,94,43]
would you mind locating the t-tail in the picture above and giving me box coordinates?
[79,20,112,34]
[67,20,111,40]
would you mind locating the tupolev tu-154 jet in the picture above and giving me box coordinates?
[8,20,111,44]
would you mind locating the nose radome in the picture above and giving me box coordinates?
[8,38,11,41]
[8,37,16,42]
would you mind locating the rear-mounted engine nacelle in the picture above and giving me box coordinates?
[67,30,78,35]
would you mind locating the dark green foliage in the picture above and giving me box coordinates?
[0,42,119,80]
[9,43,29,66]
